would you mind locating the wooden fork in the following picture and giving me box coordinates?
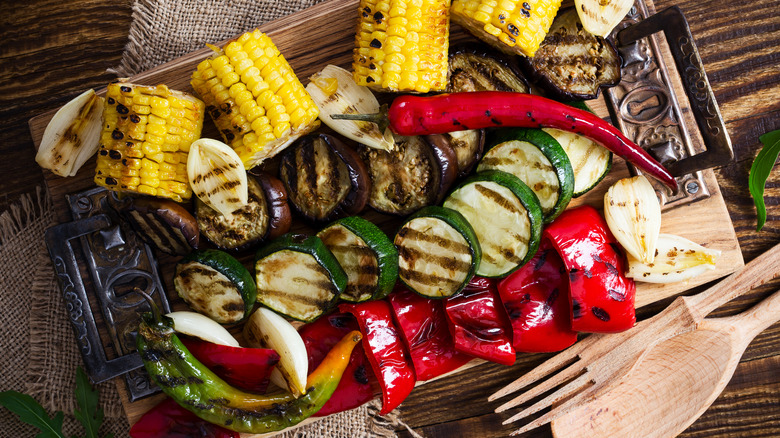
[488,242,780,436]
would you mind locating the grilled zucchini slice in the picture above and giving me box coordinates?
[174,249,256,325]
[479,128,574,223]
[394,206,481,299]
[443,170,543,278]
[254,234,347,322]
[317,216,398,302]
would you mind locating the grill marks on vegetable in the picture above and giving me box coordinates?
[174,261,247,324]
[127,209,191,255]
[318,224,379,302]
[196,176,269,249]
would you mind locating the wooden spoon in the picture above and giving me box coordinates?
[550,287,780,438]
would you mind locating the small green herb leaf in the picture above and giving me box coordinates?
[0,391,66,438]
[73,367,111,438]
[749,129,780,231]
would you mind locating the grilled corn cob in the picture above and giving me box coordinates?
[95,83,205,202]
[191,30,320,169]
[451,0,563,57]
[352,0,450,93]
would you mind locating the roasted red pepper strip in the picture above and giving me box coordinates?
[339,301,416,415]
[497,239,578,352]
[444,277,516,366]
[180,338,279,393]
[388,288,472,381]
[544,205,636,333]
[129,398,239,438]
[298,312,376,416]
[385,92,676,192]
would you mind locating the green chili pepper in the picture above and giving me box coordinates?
[136,307,362,434]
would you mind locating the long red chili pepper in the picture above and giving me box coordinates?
[334,92,677,192]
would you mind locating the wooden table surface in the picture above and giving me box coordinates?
[3,0,780,437]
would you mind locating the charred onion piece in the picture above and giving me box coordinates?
[121,197,199,256]
[519,8,622,100]
[196,173,291,250]
[358,135,457,216]
[279,133,369,222]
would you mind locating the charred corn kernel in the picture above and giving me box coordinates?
[191,29,320,169]
[353,0,449,93]
[95,83,204,202]
[451,0,561,57]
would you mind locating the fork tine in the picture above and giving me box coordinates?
[494,357,585,413]
[506,381,602,436]
[501,372,593,425]
[489,334,600,402]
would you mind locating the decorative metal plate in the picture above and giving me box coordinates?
[45,187,170,401]
[609,4,733,207]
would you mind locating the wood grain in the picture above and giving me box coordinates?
[4,0,780,436]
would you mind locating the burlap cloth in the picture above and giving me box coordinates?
[0,1,422,436]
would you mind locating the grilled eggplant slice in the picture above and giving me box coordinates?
[443,170,543,278]
[317,216,398,302]
[254,233,347,322]
[280,133,369,222]
[479,128,574,223]
[196,173,292,250]
[519,8,621,100]
[394,206,481,298]
[120,197,199,255]
[174,249,256,325]
[358,134,457,216]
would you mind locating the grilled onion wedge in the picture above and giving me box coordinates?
[254,233,347,322]
[626,234,721,284]
[479,128,574,223]
[443,170,543,278]
[575,0,634,37]
[394,206,481,298]
[279,133,369,222]
[604,175,662,264]
[317,216,398,302]
[187,138,248,217]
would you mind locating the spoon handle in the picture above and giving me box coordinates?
[684,243,780,321]
[726,288,780,340]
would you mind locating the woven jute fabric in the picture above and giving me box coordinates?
[2,0,414,436]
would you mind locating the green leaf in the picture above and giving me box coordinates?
[73,367,107,438]
[0,391,66,438]
[749,129,780,231]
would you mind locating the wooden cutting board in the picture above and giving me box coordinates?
[28,0,743,433]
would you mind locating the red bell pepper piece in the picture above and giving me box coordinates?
[339,300,416,415]
[497,239,578,352]
[129,398,239,438]
[298,312,376,416]
[544,205,636,333]
[180,338,279,393]
[387,288,472,381]
[444,277,516,366]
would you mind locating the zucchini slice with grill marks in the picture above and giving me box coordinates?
[254,233,347,322]
[443,170,543,278]
[394,206,481,298]
[479,128,574,223]
[317,216,398,302]
[542,102,612,197]
[174,249,256,325]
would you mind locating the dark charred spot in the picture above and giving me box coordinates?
[366,76,375,83]
[507,23,519,36]
[592,307,611,322]
[329,314,351,328]
[120,85,132,93]
[107,97,115,105]
[99,150,108,156]
[370,38,382,49]
[604,261,620,276]
[108,150,122,160]
[523,2,531,9]
[141,349,164,362]
[220,102,232,115]
[223,129,235,141]
[569,269,579,282]
[520,8,530,18]
[208,105,221,119]
[224,419,233,426]
[373,11,384,23]
[126,141,133,147]
[155,375,188,388]
[608,288,626,302]
[572,299,583,319]
[491,118,502,125]
[130,114,141,123]
[116,104,129,114]
[369,63,376,70]
[583,268,593,279]
[485,110,491,117]
[362,11,369,17]
[122,159,127,166]
[546,288,560,307]
[533,250,548,271]
[354,365,369,385]
[111,129,124,140]
[452,118,462,126]
[498,13,506,23]
[105,177,118,185]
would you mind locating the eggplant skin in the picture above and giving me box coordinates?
[120,197,199,256]
[447,43,530,94]
[279,133,369,222]
[254,172,292,241]
[519,8,622,101]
